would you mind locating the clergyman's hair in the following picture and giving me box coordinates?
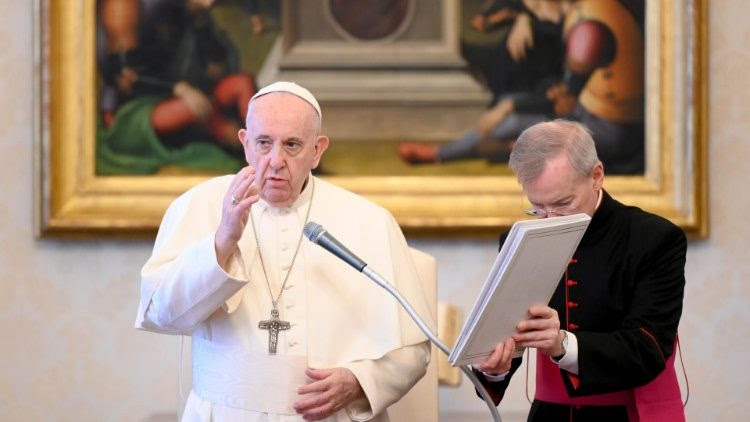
[509,120,601,185]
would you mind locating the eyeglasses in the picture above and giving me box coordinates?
[523,204,578,218]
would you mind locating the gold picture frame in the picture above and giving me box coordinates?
[35,0,708,237]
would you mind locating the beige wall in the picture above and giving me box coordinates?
[1,2,748,421]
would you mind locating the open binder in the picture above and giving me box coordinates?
[449,213,591,367]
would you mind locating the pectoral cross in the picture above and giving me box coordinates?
[258,308,291,354]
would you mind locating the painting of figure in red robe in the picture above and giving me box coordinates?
[399,0,646,175]
[95,0,279,175]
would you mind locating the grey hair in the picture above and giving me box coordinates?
[246,92,322,136]
[509,119,600,185]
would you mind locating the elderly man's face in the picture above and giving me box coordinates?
[238,93,328,208]
[523,153,603,218]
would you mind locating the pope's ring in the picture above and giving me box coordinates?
[230,195,239,205]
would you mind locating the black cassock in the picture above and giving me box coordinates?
[477,190,686,421]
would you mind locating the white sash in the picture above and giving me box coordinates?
[192,336,309,415]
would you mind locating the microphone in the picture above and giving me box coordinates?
[303,222,367,272]
[303,221,502,421]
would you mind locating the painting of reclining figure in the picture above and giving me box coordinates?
[94,0,645,176]
[95,0,278,175]
[400,0,645,175]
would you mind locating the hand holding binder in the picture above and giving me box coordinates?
[449,213,591,367]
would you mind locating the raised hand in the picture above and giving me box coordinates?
[214,158,268,268]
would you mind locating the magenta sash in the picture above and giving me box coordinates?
[534,347,685,421]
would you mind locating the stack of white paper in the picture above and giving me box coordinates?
[448,213,591,367]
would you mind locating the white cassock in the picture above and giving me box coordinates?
[135,175,433,421]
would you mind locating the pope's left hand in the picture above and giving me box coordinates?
[294,367,365,421]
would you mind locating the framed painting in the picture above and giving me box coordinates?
[35,0,707,237]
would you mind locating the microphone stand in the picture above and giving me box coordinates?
[303,222,502,421]
[362,266,503,422]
